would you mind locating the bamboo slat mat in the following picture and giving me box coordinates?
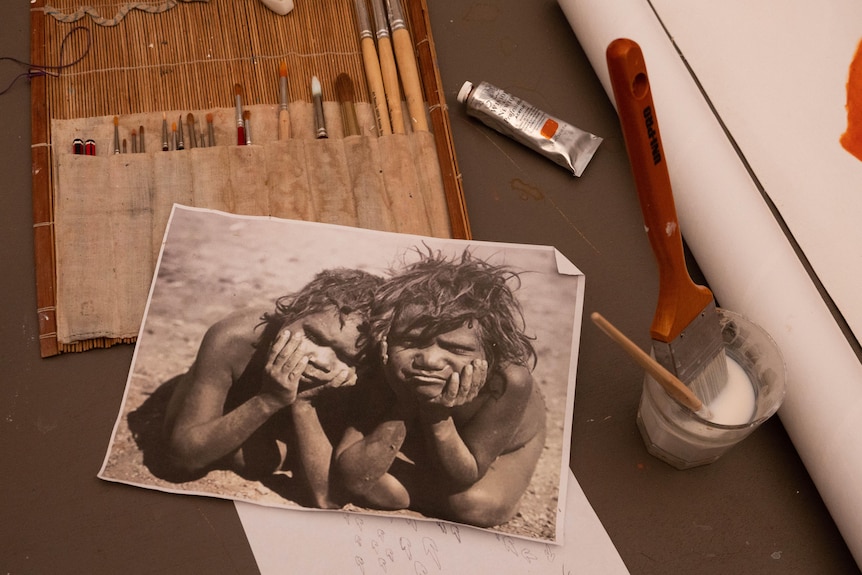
[30,0,470,357]
[40,0,371,117]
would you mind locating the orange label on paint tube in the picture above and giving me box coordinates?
[540,119,559,139]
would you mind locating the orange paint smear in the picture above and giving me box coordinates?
[840,39,862,162]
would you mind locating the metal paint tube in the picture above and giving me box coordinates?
[457,80,602,176]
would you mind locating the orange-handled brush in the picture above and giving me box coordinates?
[606,38,727,404]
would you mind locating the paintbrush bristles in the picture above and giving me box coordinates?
[186,113,196,149]
[336,73,361,136]
[205,113,215,146]
[651,300,728,404]
[335,72,355,101]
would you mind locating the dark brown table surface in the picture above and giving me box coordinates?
[2,1,859,573]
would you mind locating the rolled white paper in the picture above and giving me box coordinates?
[557,0,862,567]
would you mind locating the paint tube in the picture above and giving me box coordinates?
[457,80,602,176]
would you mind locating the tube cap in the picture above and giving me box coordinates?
[457,81,474,104]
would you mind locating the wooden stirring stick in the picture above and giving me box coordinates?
[591,312,712,418]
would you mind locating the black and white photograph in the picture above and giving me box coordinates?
[99,205,584,543]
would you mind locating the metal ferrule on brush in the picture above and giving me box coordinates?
[651,300,728,396]
[279,76,288,111]
[370,0,390,40]
[313,102,326,138]
[355,0,374,40]
[385,0,406,31]
[312,76,327,139]
[235,96,243,128]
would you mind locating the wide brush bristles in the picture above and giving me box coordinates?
[651,300,728,406]
[687,350,729,410]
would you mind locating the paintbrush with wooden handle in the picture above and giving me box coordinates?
[606,37,727,405]
[386,0,428,132]
[353,0,392,136]
[278,61,291,140]
[591,312,711,419]
[370,0,406,134]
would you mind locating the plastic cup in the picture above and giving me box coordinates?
[636,308,787,469]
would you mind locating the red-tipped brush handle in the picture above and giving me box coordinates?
[606,38,714,343]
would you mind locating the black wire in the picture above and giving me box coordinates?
[0,26,91,96]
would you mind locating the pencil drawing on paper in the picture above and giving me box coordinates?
[98,206,582,542]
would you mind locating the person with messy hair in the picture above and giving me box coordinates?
[163,267,382,508]
[335,248,547,528]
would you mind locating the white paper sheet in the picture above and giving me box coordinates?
[235,469,630,575]
[557,0,862,568]
[99,205,585,545]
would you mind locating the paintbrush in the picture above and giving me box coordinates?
[139,125,145,152]
[278,61,291,140]
[591,312,712,419]
[176,115,185,150]
[370,0,406,134]
[206,113,215,146]
[311,75,327,139]
[386,0,427,132]
[112,116,120,154]
[171,121,178,151]
[161,113,169,151]
[606,38,727,404]
[243,110,252,145]
[353,0,392,136]
[336,73,361,136]
[131,128,138,153]
[234,83,246,145]
[187,113,197,149]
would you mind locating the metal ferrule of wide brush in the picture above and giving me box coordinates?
[651,301,728,404]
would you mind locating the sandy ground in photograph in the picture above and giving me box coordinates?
[99,208,579,541]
